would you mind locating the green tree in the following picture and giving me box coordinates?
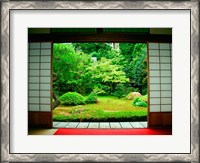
[119,43,136,63]
[53,43,78,96]
[88,57,129,94]
[52,43,79,108]
[127,43,147,94]
[66,52,94,95]
[72,43,113,60]
[53,43,93,96]
[53,43,147,98]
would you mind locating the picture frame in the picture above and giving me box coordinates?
[1,0,199,162]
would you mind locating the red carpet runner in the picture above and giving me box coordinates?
[54,128,172,135]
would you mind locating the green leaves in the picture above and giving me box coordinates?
[53,43,147,96]
[53,43,93,95]
[132,95,148,107]
[60,92,85,106]
[91,57,129,83]
[85,93,99,104]
[126,43,147,93]
[72,43,113,60]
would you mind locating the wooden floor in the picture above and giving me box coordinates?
[53,121,147,128]
[28,129,57,135]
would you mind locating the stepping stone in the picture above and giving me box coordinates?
[99,122,110,128]
[54,122,69,128]
[53,122,59,127]
[77,122,89,128]
[65,122,79,128]
[140,122,147,128]
[88,122,99,128]
[110,122,121,128]
[120,122,133,128]
[130,122,144,128]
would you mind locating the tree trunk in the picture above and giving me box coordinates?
[52,91,61,110]
[110,83,113,95]
[76,85,83,95]
[52,72,61,110]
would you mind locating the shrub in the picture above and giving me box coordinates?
[92,87,106,95]
[99,85,110,95]
[133,98,147,107]
[85,93,99,104]
[112,84,127,98]
[132,95,148,107]
[127,87,139,93]
[141,87,148,95]
[140,94,148,103]
[60,92,85,106]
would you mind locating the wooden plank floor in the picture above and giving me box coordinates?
[53,121,147,128]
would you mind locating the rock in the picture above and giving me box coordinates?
[127,92,142,100]
[96,99,100,103]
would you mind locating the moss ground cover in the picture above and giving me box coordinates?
[53,96,147,122]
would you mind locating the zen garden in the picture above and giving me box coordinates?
[52,43,148,122]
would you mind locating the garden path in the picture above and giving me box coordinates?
[53,121,147,128]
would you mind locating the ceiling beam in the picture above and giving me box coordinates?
[28,33,172,43]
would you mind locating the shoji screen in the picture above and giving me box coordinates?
[148,43,172,112]
[28,42,52,112]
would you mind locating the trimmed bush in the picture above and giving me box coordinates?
[60,92,85,106]
[132,95,148,107]
[140,94,148,103]
[85,93,99,104]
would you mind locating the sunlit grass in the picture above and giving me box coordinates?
[53,96,147,122]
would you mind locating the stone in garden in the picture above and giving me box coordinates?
[127,92,142,100]
[96,99,100,103]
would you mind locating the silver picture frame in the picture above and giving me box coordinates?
[1,1,199,162]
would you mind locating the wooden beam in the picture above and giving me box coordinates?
[148,112,172,128]
[28,111,52,128]
[28,33,172,43]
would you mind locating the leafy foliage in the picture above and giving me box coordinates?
[132,95,148,107]
[53,43,93,96]
[88,57,129,94]
[52,42,148,121]
[119,43,136,63]
[53,44,77,96]
[72,43,113,60]
[127,44,148,93]
[141,87,148,95]
[85,93,99,104]
[53,43,147,100]
[91,86,106,95]
[60,92,85,106]
[112,84,135,99]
